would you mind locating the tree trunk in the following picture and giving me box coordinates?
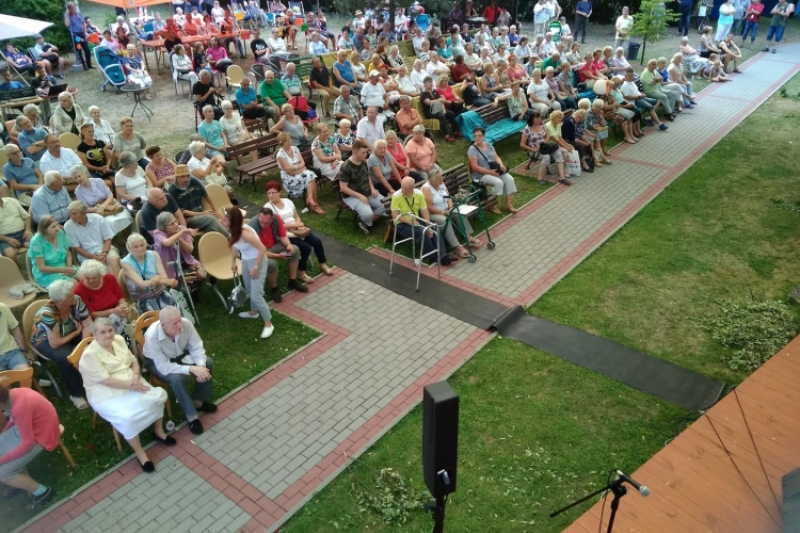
[640,40,647,65]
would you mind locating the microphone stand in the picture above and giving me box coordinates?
[549,477,627,533]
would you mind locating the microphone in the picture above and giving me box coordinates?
[616,470,650,497]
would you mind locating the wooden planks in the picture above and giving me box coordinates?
[562,336,800,533]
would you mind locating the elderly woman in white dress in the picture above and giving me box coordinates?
[78,318,175,473]
[86,106,116,145]
[71,165,132,235]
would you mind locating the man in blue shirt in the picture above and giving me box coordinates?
[574,0,592,44]
[235,77,269,120]
[30,171,71,224]
[0,69,24,91]
[63,1,95,70]
[2,145,43,207]
[3,44,36,76]
[16,116,48,164]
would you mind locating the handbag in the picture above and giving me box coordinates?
[473,144,501,173]
[540,142,559,155]
[565,149,582,177]
[595,125,609,140]
[227,274,249,313]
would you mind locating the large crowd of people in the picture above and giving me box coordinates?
[1,0,796,508]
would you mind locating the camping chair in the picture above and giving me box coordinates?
[94,46,128,92]
[225,64,245,93]
[66,337,124,452]
[0,256,37,310]
[198,232,241,313]
[58,132,81,150]
[132,311,174,420]
[0,367,76,468]
[22,300,64,398]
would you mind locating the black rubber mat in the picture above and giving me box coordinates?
[493,306,725,411]
[318,235,510,330]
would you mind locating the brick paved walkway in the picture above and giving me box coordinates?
[12,46,800,533]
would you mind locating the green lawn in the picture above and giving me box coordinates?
[2,289,318,533]
[280,74,800,531]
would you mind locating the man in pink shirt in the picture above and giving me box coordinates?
[0,385,60,506]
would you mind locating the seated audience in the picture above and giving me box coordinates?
[247,207,308,300]
[369,139,405,195]
[3,43,37,76]
[333,85,362,124]
[15,116,48,164]
[77,123,114,183]
[114,117,150,169]
[192,70,224,120]
[152,212,205,283]
[121,233,178,312]
[52,92,85,136]
[310,122,342,181]
[86,106,116,145]
[495,81,532,122]
[704,53,731,82]
[140,188,187,245]
[39,135,83,177]
[385,130,422,181]
[79,318,172,472]
[142,307,216,435]
[0,195,32,263]
[584,99,614,164]
[145,146,178,189]
[115,151,150,213]
[270,104,310,149]
[404,125,438,179]
[198,105,228,158]
[275,132,323,213]
[561,108,595,173]
[334,119,356,160]
[656,57,693,107]
[395,95,424,136]
[30,171,70,225]
[185,141,225,186]
[29,214,77,287]
[543,110,575,185]
[391,176,448,263]
[235,77,268,121]
[356,106,386,147]
[641,58,679,118]
[30,279,92,409]
[620,68,667,130]
[338,139,387,234]
[667,53,696,106]
[71,165,131,233]
[167,164,229,236]
[0,384,60,506]
[467,128,517,214]
[74,260,134,332]
[222,208,275,339]
[64,199,121,275]
[421,166,480,259]
[2,144,42,207]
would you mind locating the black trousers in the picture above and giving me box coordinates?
[428,110,457,137]
[289,233,326,271]
[574,16,589,42]
[72,32,94,68]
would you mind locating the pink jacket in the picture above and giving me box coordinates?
[1,388,60,464]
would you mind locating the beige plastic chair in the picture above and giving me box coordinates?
[66,337,124,452]
[25,253,48,293]
[22,299,63,398]
[0,150,8,180]
[0,367,76,468]
[134,210,142,234]
[58,132,81,151]
[132,311,173,420]
[198,232,241,312]
[202,183,247,218]
[0,256,37,309]
[225,64,245,91]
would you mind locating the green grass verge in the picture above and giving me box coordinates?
[283,337,688,533]
[531,73,800,385]
[2,287,318,533]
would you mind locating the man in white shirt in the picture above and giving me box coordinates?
[425,52,450,86]
[620,68,667,130]
[143,306,216,435]
[361,70,389,111]
[542,32,557,56]
[39,134,82,176]
[64,200,121,275]
[396,65,420,96]
[412,27,427,55]
[352,10,367,30]
[411,59,428,91]
[356,106,386,147]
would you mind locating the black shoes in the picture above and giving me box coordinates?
[198,402,217,413]
[270,286,283,303]
[153,433,177,446]
[189,419,204,435]
[288,279,308,293]
[138,459,155,473]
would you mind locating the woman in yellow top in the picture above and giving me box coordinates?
[543,110,573,186]
[78,318,174,472]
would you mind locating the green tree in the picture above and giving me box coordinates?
[631,0,679,64]
[0,0,71,52]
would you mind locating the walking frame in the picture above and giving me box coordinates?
[389,212,441,291]
[170,242,200,324]
[441,189,497,263]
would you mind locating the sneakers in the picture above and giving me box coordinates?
[270,286,283,303]
[238,311,259,319]
[261,325,275,339]
[357,221,370,235]
[658,124,668,131]
[31,486,54,507]
[288,279,309,293]
[69,396,88,410]
[189,419,204,435]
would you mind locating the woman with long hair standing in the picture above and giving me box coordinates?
[222,208,274,339]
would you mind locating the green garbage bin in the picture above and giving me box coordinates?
[627,42,641,61]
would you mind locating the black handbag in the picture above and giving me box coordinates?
[540,142,559,155]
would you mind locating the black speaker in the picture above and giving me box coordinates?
[422,381,459,500]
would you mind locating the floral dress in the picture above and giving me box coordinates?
[311,135,340,180]
[600,94,626,126]
[333,130,356,160]
[523,125,546,159]
[276,146,317,198]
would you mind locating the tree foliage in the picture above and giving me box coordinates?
[631,0,679,62]
[0,0,71,52]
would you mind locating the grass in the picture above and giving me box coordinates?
[1,285,319,533]
[531,72,800,386]
[283,337,688,533]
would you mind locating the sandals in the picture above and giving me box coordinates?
[470,239,483,248]
[487,206,502,215]
[298,273,315,284]
[320,265,334,276]
[455,246,470,258]
[308,202,325,215]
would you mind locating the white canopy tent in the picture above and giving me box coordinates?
[0,14,54,41]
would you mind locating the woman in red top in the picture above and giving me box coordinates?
[578,51,605,87]
[436,77,465,115]
[385,130,422,182]
[592,48,610,77]
[74,260,134,334]
[0,385,60,506]
[482,0,498,24]
[506,54,530,83]
[450,55,470,83]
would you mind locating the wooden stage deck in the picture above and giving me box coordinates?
[563,335,800,533]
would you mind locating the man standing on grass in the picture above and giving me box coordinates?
[574,0,592,44]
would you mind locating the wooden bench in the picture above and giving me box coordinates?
[231,135,280,189]
[234,144,323,192]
